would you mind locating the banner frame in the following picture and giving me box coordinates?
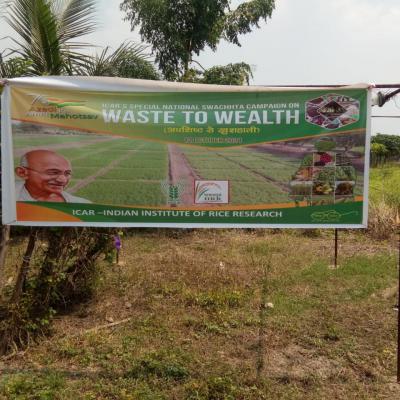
[1,77,372,228]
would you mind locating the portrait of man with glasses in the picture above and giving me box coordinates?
[15,149,90,203]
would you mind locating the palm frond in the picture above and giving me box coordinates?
[3,0,97,75]
[80,41,154,77]
[0,53,32,77]
[57,0,97,43]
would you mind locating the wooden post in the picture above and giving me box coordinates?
[11,228,36,303]
[334,228,338,269]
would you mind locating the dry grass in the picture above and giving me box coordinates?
[0,229,399,399]
[368,200,397,240]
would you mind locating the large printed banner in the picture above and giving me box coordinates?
[1,77,371,227]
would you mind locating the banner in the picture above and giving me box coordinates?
[1,77,371,227]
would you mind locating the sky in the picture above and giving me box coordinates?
[1,0,399,135]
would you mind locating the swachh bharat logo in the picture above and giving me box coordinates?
[194,180,229,204]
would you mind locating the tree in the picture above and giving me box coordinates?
[120,0,275,81]
[0,54,32,77]
[0,0,158,355]
[82,42,159,80]
[0,0,159,79]
[370,142,388,167]
[1,0,97,75]
[200,62,252,85]
[371,134,400,160]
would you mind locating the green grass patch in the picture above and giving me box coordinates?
[118,157,167,169]
[69,167,98,179]
[183,147,296,204]
[0,372,66,400]
[230,182,289,204]
[101,167,167,181]
[370,164,400,206]
[125,350,190,381]
[71,153,123,167]
[13,134,95,147]
[184,288,250,309]
[269,253,396,317]
[76,181,165,205]
[196,167,265,182]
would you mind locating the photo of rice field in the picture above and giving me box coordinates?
[12,122,366,207]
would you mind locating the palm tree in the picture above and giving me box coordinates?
[2,0,97,75]
[0,0,159,355]
[83,41,159,80]
[0,0,159,78]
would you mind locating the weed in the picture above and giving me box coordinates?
[184,289,248,309]
[368,200,396,240]
[0,372,65,400]
[125,351,190,381]
[185,376,239,400]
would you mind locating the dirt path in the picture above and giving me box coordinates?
[168,144,201,206]
[15,137,118,158]
[68,149,139,194]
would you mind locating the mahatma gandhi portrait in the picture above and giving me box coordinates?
[15,149,90,203]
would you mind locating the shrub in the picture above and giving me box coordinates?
[367,200,396,240]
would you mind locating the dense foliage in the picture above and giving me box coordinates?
[371,134,400,158]
[2,0,97,75]
[0,0,157,356]
[0,0,159,78]
[120,0,275,81]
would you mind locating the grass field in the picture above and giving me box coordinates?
[13,133,170,206]
[369,163,400,206]
[13,134,96,147]
[13,132,368,207]
[183,147,295,204]
[1,229,399,399]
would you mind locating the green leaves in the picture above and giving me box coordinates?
[81,41,159,80]
[2,0,96,76]
[0,55,32,77]
[224,0,275,45]
[200,62,253,85]
[120,0,275,81]
[1,0,158,79]
[1,0,95,75]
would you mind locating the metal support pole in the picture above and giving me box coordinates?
[397,214,400,383]
[334,229,338,269]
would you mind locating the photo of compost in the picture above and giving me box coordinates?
[289,137,361,206]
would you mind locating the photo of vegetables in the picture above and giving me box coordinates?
[313,181,334,196]
[289,137,359,205]
[313,151,336,167]
[335,181,355,196]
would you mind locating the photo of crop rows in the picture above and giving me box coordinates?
[12,122,365,206]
